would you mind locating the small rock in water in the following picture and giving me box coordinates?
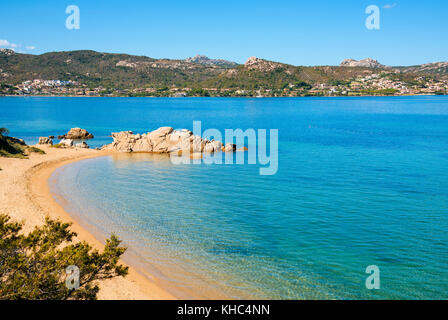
[105,126,232,155]
[60,127,94,140]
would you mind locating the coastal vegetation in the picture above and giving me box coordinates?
[359,88,399,95]
[0,213,128,300]
[1,50,447,97]
[0,128,44,158]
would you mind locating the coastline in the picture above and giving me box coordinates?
[1,93,443,98]
[0,145,175,300]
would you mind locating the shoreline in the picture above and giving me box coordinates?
[0,145,175,300]
[1,93,444,98]
[48,152,239,300]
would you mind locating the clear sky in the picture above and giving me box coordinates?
[0,0,447,66]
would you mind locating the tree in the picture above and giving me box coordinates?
[295,81,312,90]
[0,128,9,137]
[0,214,128,300]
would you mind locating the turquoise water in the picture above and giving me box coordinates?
[2,96,448,299]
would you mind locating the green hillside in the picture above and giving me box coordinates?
[1,50,447,96]
[0,50,229,89]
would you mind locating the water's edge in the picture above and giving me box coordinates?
[48,156,242,300]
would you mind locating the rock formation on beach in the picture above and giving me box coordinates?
[75,141,90,149]
[59,139,74,147]
[38,137,53,145]
[102,127,231,154]
[54,138,89,149]
[58,128,94,140]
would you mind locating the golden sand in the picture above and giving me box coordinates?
[0,145,174,300]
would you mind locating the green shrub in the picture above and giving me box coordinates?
[0,128,10,136]
[0,214,128,300]
[0,134,28,159]
[0,131,46,158]
[27,146,46,154]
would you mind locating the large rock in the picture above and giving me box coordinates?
[60,139,74,147]
[223,143,237,152]
[104,127,233,155]
[38,137,53,145]
[168,129,192,144]
[191,136,206,153]
[75,141,89,149]
[132,137,153,152]
[210,140,223,152]
[149,127,173,152]
[60,128,94,140]
[340,58,386,68]
[203,141,215,153]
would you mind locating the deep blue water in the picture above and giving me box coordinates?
[1,96,448,299]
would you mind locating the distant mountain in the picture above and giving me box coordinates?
[397,62,448,75]
[0,50,229,88]
[243,56,286,71]
[339,58,448,76]
[0,48,16,56]
[185,55,238,68]
[340,58,386,68]
[1,50,447,93]
[199,56,414,91]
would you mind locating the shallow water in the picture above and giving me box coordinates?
[2,96,448,299]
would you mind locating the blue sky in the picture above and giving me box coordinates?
[0,0,447,66]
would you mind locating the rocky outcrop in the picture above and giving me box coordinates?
[116,60,137,68]
[102,127,226,154]
[0,48,15,56]
[223,143,237,152]
[400,62,448,74]
[244,57,285,72]
[75,141,89,149]
[185,55,238,67]
[38,137,53,145]
[340,58,386,68]
[59,139,74,147]
[59,128,94,140]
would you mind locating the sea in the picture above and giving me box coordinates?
[1,96,447,299]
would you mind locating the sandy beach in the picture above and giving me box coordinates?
[0,145,175,300]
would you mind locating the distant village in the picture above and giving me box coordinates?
[2,71,448,97]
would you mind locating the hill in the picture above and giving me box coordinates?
[0,50,229,89]
[1,50,447,96]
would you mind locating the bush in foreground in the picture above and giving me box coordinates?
[0,214,128,300]
[0,128,45,158]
